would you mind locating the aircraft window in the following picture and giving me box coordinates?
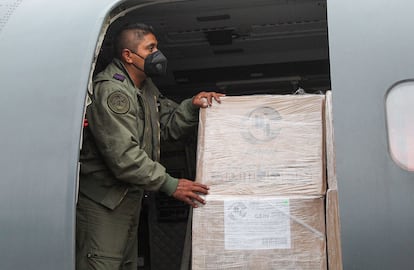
[386,80,414,171]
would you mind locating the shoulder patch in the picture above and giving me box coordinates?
[113,73,126,82]
[107,91,130,114]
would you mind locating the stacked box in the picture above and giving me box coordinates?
[325,91,337,190]
[326,189,342,270]
[193,95,328,269]
[324,91,343,269]
[192,195,327,270]
[196,95,326,196]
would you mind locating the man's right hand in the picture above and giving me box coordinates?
[172,179,209,208]
[192,91,225,108]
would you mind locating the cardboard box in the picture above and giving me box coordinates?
[324,91,343,269]
[196,94,326,196]
[326,189,343,270]
[192,195,327,270]
[325,91,337,190]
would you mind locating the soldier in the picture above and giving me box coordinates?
[76,23,224,270]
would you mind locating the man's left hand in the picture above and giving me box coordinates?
[172,179,209,208]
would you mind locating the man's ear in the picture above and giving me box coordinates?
[121,49,133,63]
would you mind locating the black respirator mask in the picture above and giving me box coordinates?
[132,50,168,77]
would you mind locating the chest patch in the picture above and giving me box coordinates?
[107,91,130,114]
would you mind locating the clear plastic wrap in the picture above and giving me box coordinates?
[192,195,327,270]
[196,94,326,196]
[193,94,328,269]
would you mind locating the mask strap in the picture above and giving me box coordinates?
[130,50,145,60]
[129,50,145,72]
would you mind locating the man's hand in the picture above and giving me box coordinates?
[192,91,225,108]
[172,179,209,208]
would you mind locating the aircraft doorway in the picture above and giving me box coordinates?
[91,0,330,269]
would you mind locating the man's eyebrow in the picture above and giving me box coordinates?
[145,41,157,48]
[145,42,157,49]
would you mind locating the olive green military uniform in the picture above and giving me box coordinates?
[76,58,199,270]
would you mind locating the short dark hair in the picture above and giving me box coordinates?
[114,23,155,59]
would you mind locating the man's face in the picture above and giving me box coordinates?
[127,33,159,73]
[135,33,158,59]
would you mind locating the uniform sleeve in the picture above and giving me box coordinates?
[88,81,178,195]
[159,97,199,141]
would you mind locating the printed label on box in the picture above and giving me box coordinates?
[224,198,291,250]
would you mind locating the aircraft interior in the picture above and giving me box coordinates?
[97,0,330,102]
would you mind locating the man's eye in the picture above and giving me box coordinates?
[149,45,158,52]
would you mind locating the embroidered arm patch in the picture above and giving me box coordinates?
[107,91,130,114]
